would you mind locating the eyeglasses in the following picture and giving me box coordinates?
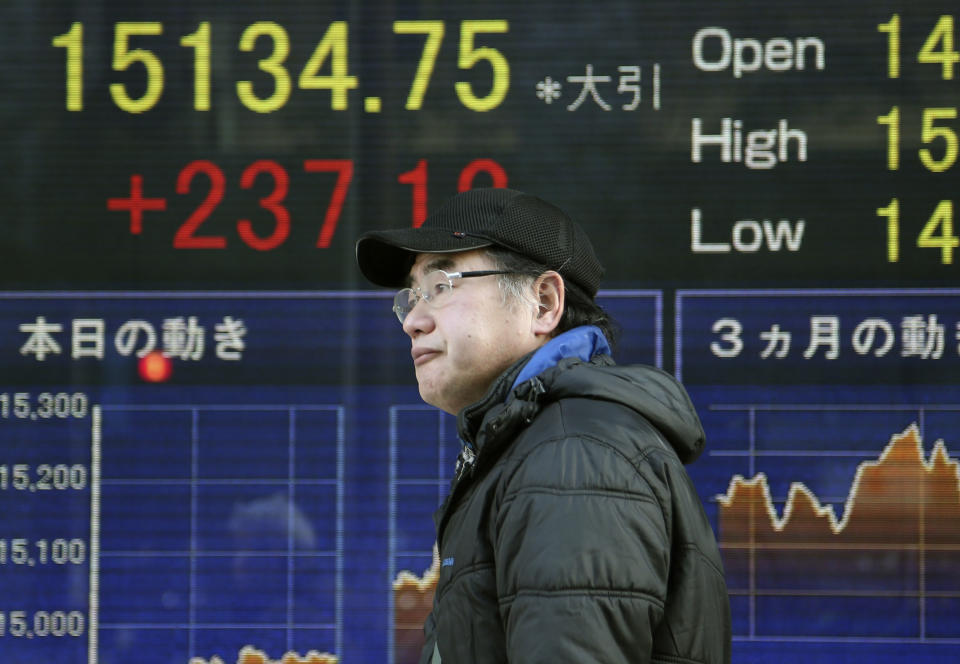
[393,269,511,323]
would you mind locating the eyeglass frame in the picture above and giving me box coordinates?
[392,269,513,323]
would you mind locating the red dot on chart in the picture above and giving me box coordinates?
[138,351,173,383]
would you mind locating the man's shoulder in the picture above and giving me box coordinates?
[502,396,674,484]
[530,388,663,446]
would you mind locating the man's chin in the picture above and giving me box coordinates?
[417,385,459,416]
[417,381,442,409]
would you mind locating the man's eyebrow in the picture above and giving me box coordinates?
[425,257,456,273]
[406,256,457,287]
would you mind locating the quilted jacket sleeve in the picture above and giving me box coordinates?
[493,430,672,663]
[418,608,438,664]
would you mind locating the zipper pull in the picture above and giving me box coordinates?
[453,444,476,481]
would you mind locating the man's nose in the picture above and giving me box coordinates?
[402,297,434,337]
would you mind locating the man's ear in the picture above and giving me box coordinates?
[531,271,564,336]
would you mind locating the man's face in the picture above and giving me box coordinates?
[401,249,544,415]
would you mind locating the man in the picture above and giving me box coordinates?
[356,188,731,663]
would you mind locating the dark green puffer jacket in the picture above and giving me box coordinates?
[420,353,732,664]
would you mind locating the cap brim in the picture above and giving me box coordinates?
[356,228,493,287]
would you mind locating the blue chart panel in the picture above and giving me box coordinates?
[676,290,960,664]
[0,291,659,664]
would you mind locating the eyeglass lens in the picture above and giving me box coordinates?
[393,270,452,322]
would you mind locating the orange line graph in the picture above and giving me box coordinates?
[718,424,960,547]
[717,423,960,638]
[393,551,439,664]
[189,646,338,664]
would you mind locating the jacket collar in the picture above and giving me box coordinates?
[509,325,610,392]
[457,325,611,449]
[457,350,532,448]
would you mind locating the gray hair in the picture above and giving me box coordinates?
[484,247,619,349]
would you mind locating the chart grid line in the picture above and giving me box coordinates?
[89,403,346,659]
[388,405,452,664]
[287,408,296,651]
[88,405,102,664]
[335,404,346,658]
[189,408,199,658]
[388,406,398,664]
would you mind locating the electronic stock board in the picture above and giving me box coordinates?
[2,1,959,662]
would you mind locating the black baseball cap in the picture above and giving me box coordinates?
[355,188,605,296]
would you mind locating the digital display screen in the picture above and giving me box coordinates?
[2,1,958,662]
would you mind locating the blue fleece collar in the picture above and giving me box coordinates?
[510,325,611,394]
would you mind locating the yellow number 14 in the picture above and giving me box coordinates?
[878,14,960,80]
[878,198,959,264]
